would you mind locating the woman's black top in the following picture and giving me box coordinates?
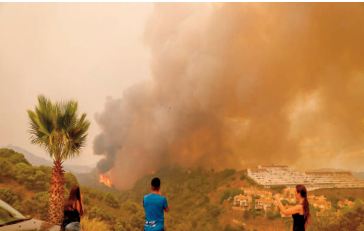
[292,213,305,231]
[61,208,80,229]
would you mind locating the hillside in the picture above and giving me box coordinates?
[1,148,364,231]
[5,145,93,174]
[354,172,364,180]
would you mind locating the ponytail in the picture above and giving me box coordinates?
[303,196,310,224]
[296,184,310,225]
[66,185,83,216]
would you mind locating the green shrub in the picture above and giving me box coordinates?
[0,148,30,165]
[0,159,13,179]
[122,200,140,213]
[22,192,49,219]
[104,193,120,208]
[65,172,79,190]
[81,216,110,231]
[220,188,244,203]
[319,205,364,231]
[0,189,20,205]
[266,210,280,220]
[88,207,114,222]
[29,170,49,191]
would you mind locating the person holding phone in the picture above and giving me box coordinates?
[274,184,310,231]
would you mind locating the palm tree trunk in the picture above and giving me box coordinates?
[48,159,65,224]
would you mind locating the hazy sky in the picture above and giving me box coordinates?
[0,3,153,166]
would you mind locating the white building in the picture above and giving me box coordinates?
[247,165,364,190]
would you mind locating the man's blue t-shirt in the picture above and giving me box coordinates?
[143,193,168,231]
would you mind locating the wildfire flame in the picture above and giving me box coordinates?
[99,174,113,187]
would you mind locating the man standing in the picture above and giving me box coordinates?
[143,177,169,231]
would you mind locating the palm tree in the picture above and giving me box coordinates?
[27,95,90,224]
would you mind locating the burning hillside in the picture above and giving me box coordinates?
[99,173,113,188]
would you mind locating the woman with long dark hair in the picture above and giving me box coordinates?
[274,184,310,231]
[61,185,84,231]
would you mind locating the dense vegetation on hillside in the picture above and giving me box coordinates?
[310,202,364,231]
[77,167,244,231]
[312,188,364,206]
[1,148,364,231]
[0,148,238,230]
[0,148,78,219]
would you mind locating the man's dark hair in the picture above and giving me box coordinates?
[151,177,161,190]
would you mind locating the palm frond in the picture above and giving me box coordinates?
[27,95,90,161]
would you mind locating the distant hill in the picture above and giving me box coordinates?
[310,168,364,180]
[5,145,93,174]
[354,172,364,180]
[309,168,351,172]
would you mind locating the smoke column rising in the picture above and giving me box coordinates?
[94,3,364,189]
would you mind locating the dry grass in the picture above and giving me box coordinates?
[81,216,110,231]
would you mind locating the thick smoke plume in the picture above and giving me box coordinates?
[94,3,364,189]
